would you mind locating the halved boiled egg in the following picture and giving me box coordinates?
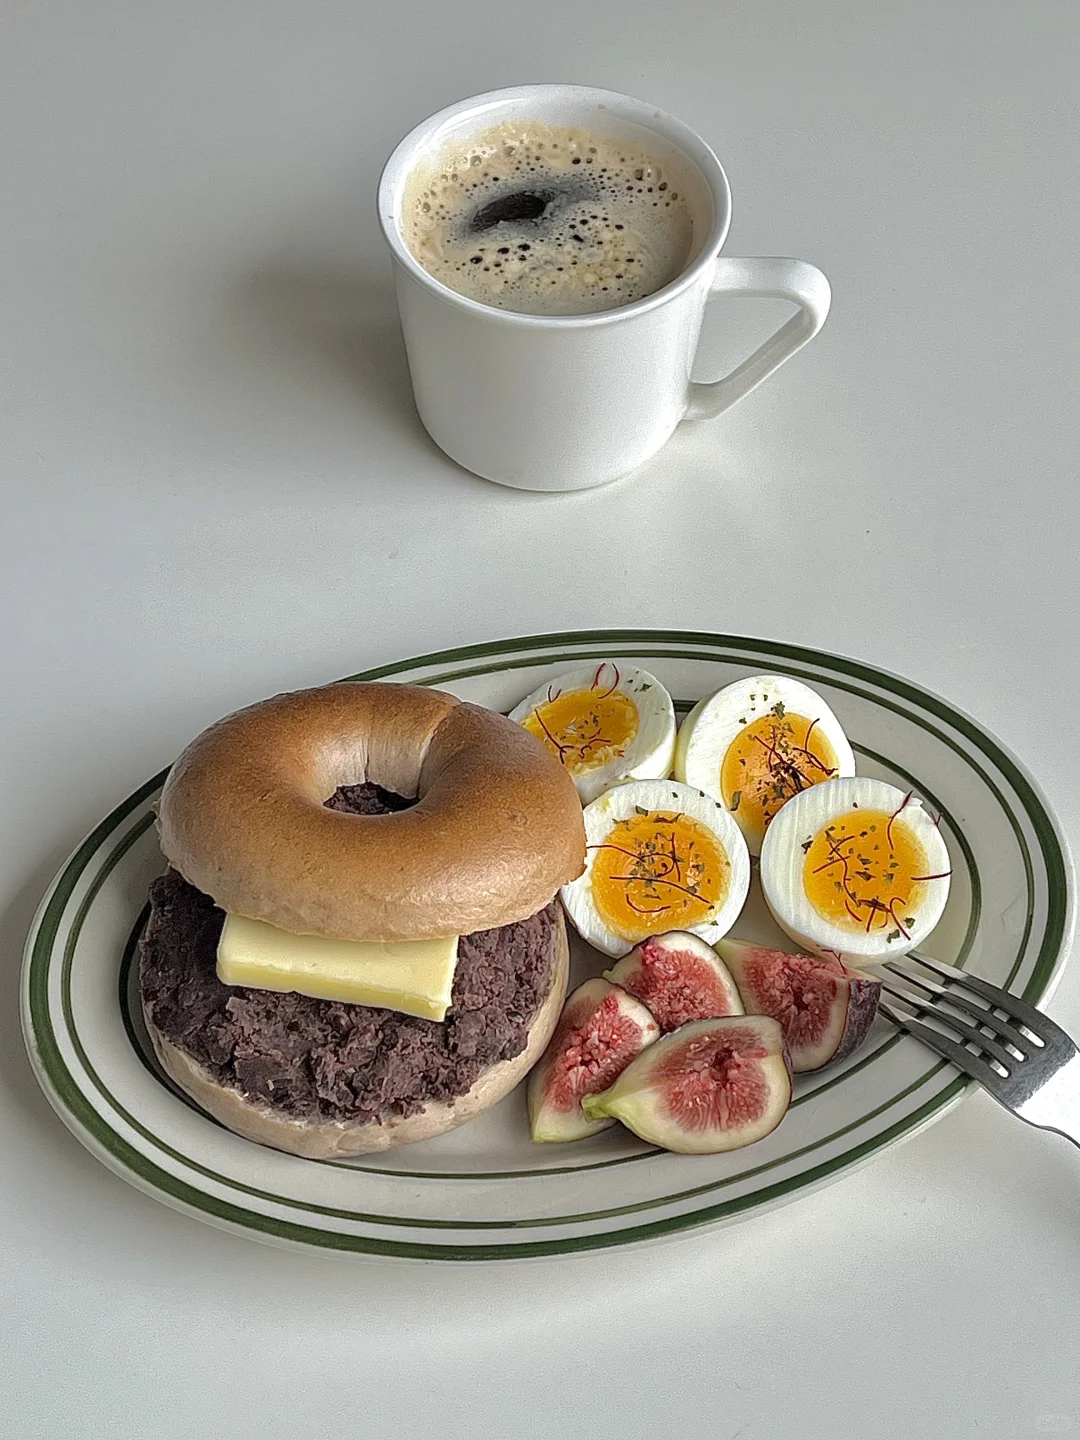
[510,662,675,804]
[561,779,751,958]
[759,776,951,964]
[674,675,855,854]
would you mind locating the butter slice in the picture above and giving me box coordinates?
[217,914,459,1021]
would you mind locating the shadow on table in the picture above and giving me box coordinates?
[231,263,438,451]
[216,259,669,503]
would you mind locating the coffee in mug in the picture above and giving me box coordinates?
[380,86,832,490]
[402,120,696,316]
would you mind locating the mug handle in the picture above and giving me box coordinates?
[683,257,832,421]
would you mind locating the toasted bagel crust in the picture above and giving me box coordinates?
[156,683,585,941]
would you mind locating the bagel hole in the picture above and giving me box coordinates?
[323,781,417,815]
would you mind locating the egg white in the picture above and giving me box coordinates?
[759,775,952,964]
[509,663,676,804]
[674,674,856,855]
[561,778,752,958]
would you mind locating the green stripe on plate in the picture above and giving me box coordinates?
[23,631,1069,1257]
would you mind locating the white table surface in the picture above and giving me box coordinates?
[4,3,1080,1437]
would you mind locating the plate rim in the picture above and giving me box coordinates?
[20,628,1076,1259]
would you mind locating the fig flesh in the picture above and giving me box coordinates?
[527,978,660,1142]
[715,938,882,1073]
[603,931,744,1032]
[583,1016,791,1154]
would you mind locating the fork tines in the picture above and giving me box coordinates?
[877,954,1080,1142]
[879,953,1043,1087]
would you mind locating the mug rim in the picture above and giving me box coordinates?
[377,84,732,329]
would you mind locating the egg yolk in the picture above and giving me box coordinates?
[523,685,638,775]
[802,807,928,936]
[590,810,730,942]
[721,708,839,846]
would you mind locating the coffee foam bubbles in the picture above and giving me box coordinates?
[402,121,697,316]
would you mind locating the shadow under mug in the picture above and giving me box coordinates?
[378,85,831,492]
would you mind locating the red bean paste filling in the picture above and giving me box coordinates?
[139,782,557,1125]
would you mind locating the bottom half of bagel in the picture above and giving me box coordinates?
[138,869,569,1159]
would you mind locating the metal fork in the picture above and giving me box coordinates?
[878,953,1080,1148]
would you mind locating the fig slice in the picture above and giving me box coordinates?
[583,1016,791,1154]
[715,938,882,1073]
[527,978,660,1143]
[603,931,744,1032]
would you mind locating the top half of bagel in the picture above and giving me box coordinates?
[156,682,586,942]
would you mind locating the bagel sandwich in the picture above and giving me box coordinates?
[139,683,586,1158]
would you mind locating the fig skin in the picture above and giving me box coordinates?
[583,1016,792,1155]
[603,930,744,1032]
[715,938,882,1073]
[527,978,659,1143]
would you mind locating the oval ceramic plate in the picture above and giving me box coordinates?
[21,631,1074,1260]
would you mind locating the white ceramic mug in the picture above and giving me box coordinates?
[378,85,831,492]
